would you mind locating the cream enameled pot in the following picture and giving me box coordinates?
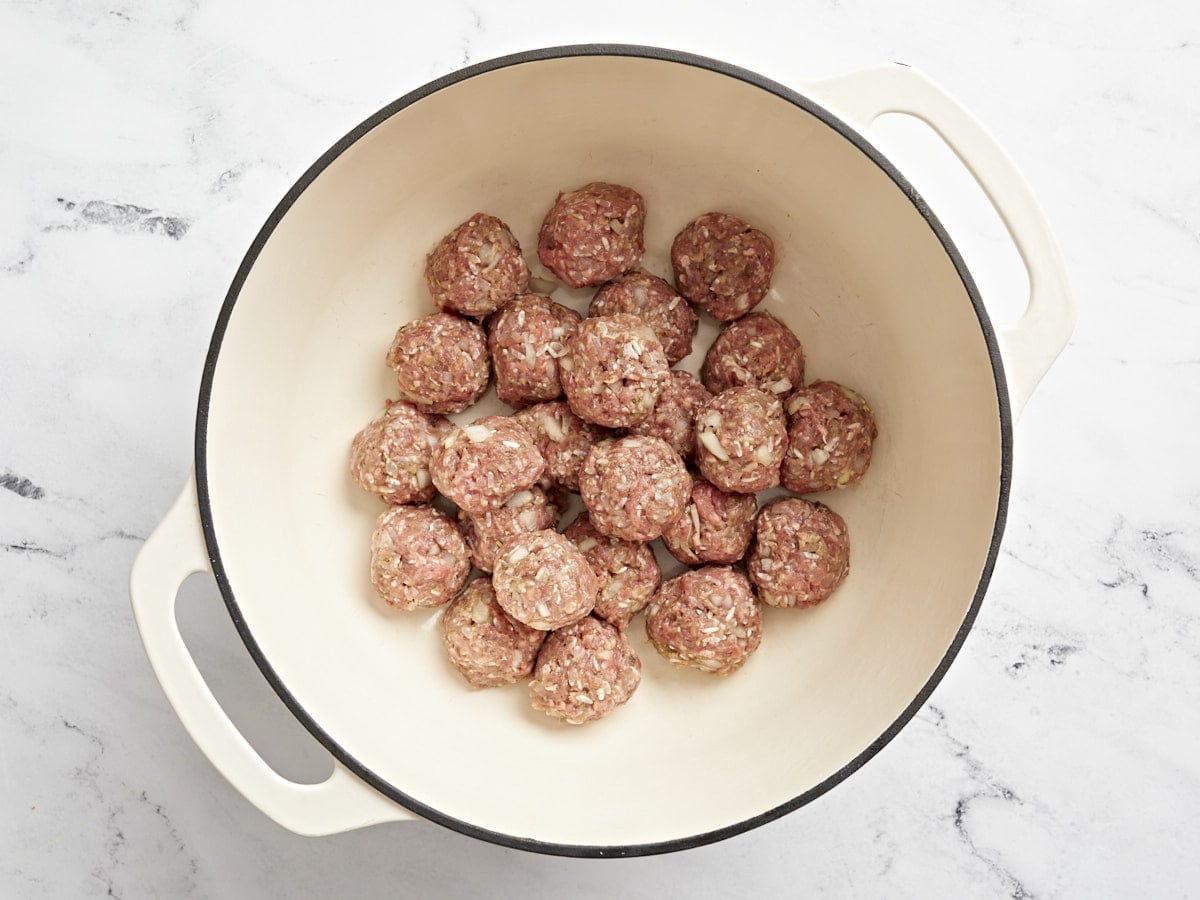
[130,46,1074,856]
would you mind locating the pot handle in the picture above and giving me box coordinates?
[805,63,1075,419]
[129,474,415,835]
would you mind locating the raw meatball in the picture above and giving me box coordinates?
[748,497,850,608]
[386,312,490,414]
[702,312,804,397]
[645,566,762,675]
[369,505,470,610]
[563,513,661,629]
[537,182,645,288]
[425,213,530,317]
[488,294,580,408]
[493,529,600,630]
[529,616,642,724]
[694,387,787,494]
[460,486,564,572]
[590,270,698,364]
[782,381,878,493]
[512,400,610,492]
[579,436,690,541]
[661,476,757,566]
[625,370,712,462]
[560,313,670,428]
[671,212,775,321]
[430,416,545,516]
[348,400,451,505]
[441,577,546,688]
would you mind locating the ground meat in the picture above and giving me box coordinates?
[671,212,775,321]
[386,312,490,414]
[424,213,530,317]
[529,616,641,724]
[748,497,850,608]
[459,486,564,572]
[430,416,545,516]
[694,387,787,494]
[369,505,470,610]
[563,513,661,630]
[560,313,670,428]
[645,566,762,675]
[782,381,878,493]
[702,312,804,397]
[488,294,580,408]
[537,182,645,288]
[589,270,698,364]
[661,476,757,566]
[579,436,690,541]
[624,370,712,462]
[512,400,610,492]
[492,529,600,630]
[441,577,546,688]
[348,400,451,505]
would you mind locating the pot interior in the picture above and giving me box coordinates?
[200,52,1005,850]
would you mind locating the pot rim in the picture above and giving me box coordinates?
[193,43,1013,858]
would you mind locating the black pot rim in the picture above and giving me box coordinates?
[194,43,1013,858]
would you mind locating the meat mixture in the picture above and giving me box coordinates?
[430,415,545,516]
[589,269,698,364]
[425,212,529,318]
[488,293,581,408]
[560,313,670,428]
[459,485,564,572]
[386,312,490,414]
[563,512,661,630]
[512,400,611,492]
[645,566,762,675]
[702,312,804,398]
[671,212,775,321]
[624,370,712,462]
[529,616,642,724]
[348,400,451,505]
[369,505,470,610]
[441,577,546,688]
[694,386,787,494]
[579,435,690,541]
[492,529,601,630]
[537,182,646,288]
[661,476,758,566]
[782,380,878,493]
[748,497,850,608]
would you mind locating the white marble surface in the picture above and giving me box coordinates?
[3,0,1199,895]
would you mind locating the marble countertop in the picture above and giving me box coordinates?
[3,1,1198,896]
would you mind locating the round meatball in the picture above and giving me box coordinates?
[645,567,762,675]
[430,416,545,516]
[661,477,757,566]
[493,530,600,630]
[589,270,698,364]
[702,312,804,397]
[748,497,850,608]
[425,213,530,317]
[441,578,546,688]
[625,370,712,462]
[369,505,469,610]
[348,400,451,505]
[694,387,787,494]
[579,436,690,541]
[488,294,580,408]
[671,212,775,321]
[563,513,661,630]
[386,312,490,414]
[560,313,670,428]
[512,400,610,492]
[537,182,645,288]
[460,486,564,572]
[782,381,878,493]
[529,616,642,724]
